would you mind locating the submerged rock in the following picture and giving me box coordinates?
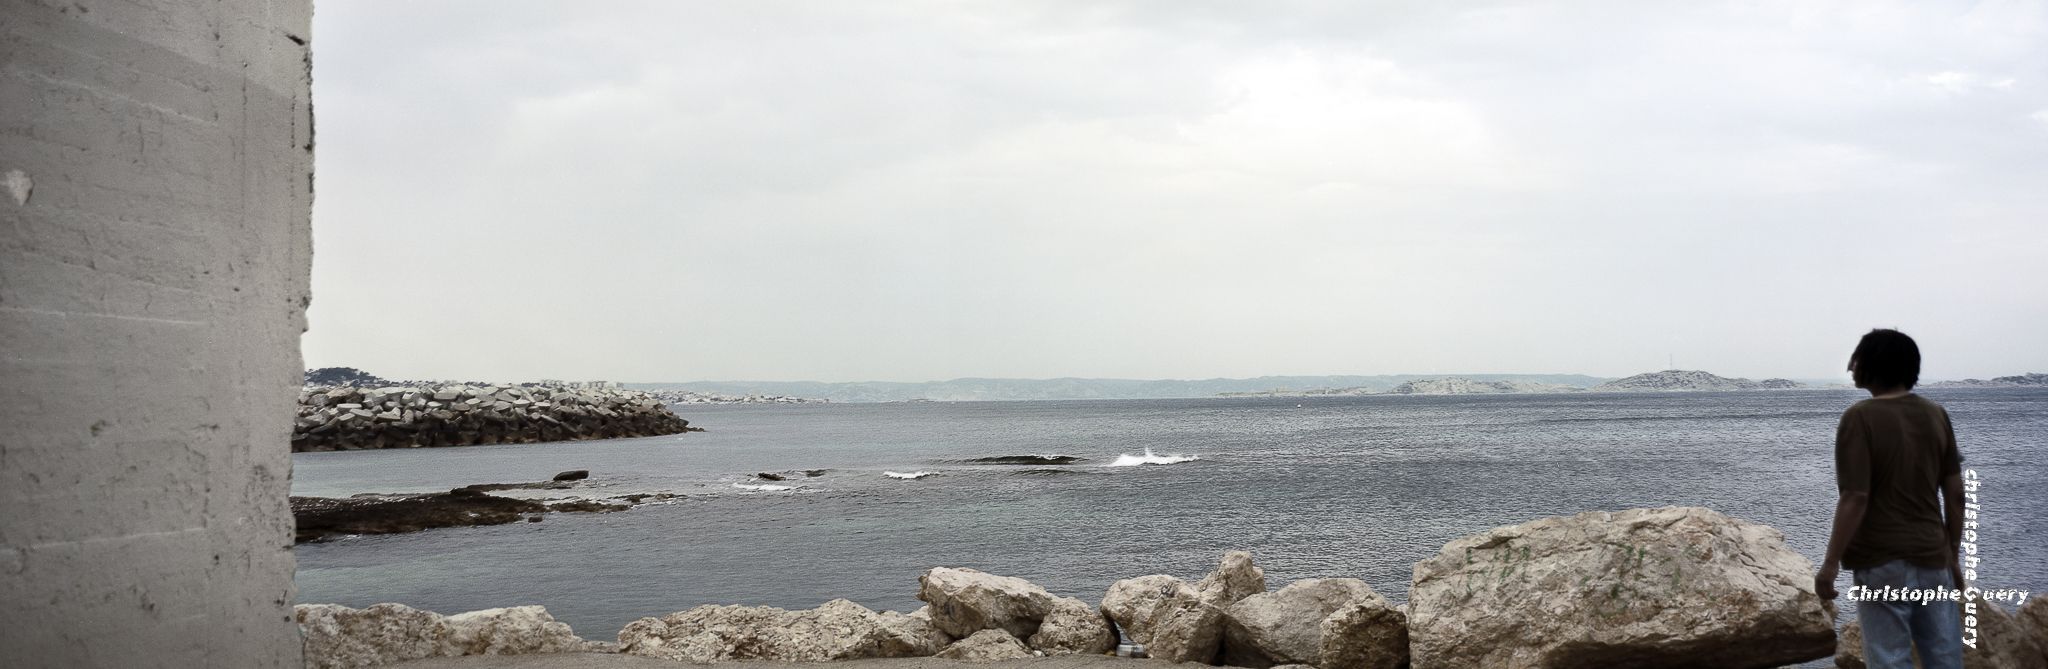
[1221,578,1379,668]
[617,598,924,663]
[1409,506,1835,669]
[291,493,545,543]
[1028,596,1115,655]
[936,629,1035,662]
[918,567,1058,639]
[551,470,589,481]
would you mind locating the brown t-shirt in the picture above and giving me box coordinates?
[1835,394,1962,570]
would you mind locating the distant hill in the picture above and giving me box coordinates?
[629,374,1612,403]
[1590,370,1804,392]
[1924,373,2048,389]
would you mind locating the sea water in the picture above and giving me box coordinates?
[294,388,2047,647]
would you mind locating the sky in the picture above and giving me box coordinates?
[304,1,2048,384]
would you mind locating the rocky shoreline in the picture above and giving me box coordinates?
[294,506,2048,668]
[293,384,699,452]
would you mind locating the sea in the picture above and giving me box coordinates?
[294,388,2046,653]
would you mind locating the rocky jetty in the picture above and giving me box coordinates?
[1409,506,1834,668]
[293,384,696,452]
[1591,369,1805,392]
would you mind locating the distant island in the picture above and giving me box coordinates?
[1588,370,1804,392]
[1923,372,2048,388]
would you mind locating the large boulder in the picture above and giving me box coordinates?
[443,606,584,655]
[1319,594,1408,669]
[936,629,1036,662]
[1836,601,2045,669]
[877,606,952,657]
[1102,574,1194,645]
[617,598,920,662]
[1409,506,1835,669]
[1029,596,1115,655]
[1222,578,1380,668]
[919,567,1058,639]
[296,602,587,668]
[1196,551,1268,606]
[297,603,452,668]
[1147,594,1230,664]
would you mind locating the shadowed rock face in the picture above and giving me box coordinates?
[1408,506,1836,669]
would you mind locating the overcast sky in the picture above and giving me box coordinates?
[304,1,2048,383]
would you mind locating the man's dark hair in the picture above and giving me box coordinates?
[1850,328,1920,391]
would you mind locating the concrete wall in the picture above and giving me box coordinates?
[1,0,313,666]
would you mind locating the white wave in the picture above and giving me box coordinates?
[730,482,796,492]
[884,470,937,480]
[1106,448,1199,467]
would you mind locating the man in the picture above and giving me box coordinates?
[1815,328,1965,669]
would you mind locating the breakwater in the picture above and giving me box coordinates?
[292,384,695,452]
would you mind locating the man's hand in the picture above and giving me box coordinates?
[1949,555,1967,591]
[1815,565,1839,600]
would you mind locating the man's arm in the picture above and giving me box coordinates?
[1816,491,1868,600]
[1942,473,1965,589]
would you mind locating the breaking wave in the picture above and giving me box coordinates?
[884,471,937,480]
[1106,449,1199,467]
[730,483,797,492]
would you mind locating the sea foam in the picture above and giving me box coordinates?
[1106,448,1199,467]
[730,482,797,492]
[884,471,936,480]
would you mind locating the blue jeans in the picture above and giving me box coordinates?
[1853,559,1963,669]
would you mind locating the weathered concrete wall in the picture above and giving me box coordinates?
[0,0,313,666]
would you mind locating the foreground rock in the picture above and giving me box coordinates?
[294,383,697,452]
[1095,552,1272,664]
[617,599,931,662]
[1028,596,1115,655]
[1101,574,1190,646]
[918,567,1058,639]
[936,629,1036,662]
[878,607,954,657]
[1196,550,1268,605]
[1319,595,1409,669]
[1836,601,2048,669]
[296,603,584,668]
[1221,578,1379,668]
[1409,506,1835,668]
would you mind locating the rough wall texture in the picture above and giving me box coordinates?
[0,0,313,666]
